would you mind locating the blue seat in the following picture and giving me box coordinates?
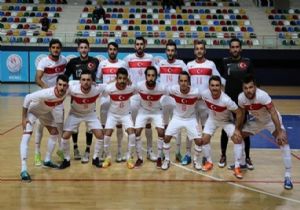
[8,17,14,23]
[123,19,129,24]
[129,8,135,13]
[203,26,209,32]
[175,39,181,45]
[247,26,254,32]
[177,20,183,25]
[43,37,50,43]
[79,18,86,24]
[213,20,219,25]
[0,11,4,16]
[199,9,205,14]
[160,32,166,38]
[135,31,141,37]
[36,12,42,17]
[192,32,198,38]
[115,38,121,44]
[230,14,236,20]
[15,5,20,11]
[278,32,285,39]
[95,38,101,44]
[83,31,89,37]
[147,25,153,31]
[188,14,194,19]
[10,36,17,43]
[102,25,109,30]
[20,30,26,36]
[111,13,117,18]
[165,14,170,19]
[50,7,56,12]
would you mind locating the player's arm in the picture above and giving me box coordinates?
[35,70,47,88]
[64,60,73,79]
[231,108,243,141]
[21,106,28,130]
[267,104,287,144]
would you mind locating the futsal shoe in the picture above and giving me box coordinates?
[181,155,191,165]
[161,159,170,170]
[43,161,59,169]
[102,157,112,168]
[20,171,31,182]
[218,155,227,168]
[147,150,157,162]
[92,157,102,168]
[234,167,243,179]
[59,159,71,169]
[81,152,90,164]
[34,152,42,166]
[175,152,182,162]
[246,158,254,170]
[156,157,162,169]
[284,177,293,190]
[202,161,213,172]
[127,158,135,169]
[193,159,202,171]
[74,148,81,160]
[134,159,143,168]
[227,163,247,170]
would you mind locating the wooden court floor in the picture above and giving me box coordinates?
[0,84,300,210]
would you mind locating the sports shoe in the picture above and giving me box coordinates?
[147,150,157,162]
[202,161,213,172]
[227,164,247,170]
[234,167,243,179]
[116,152,123,163]
[156,157,162,168]
[284,177,293,190]
[56,149,64,161]
[134,158,143,168]
[202,157,207,165]
[218,155,227,168]
[43,161,59,169]
[175,152,182,162]
[74,148,81,160]
[127,158,135,169]
[161,159,170,170]
[34,152,42,166]
[59,159,71,169]
[92,157,101,168]
[20,171,31,182]
[181,155,191,165]
[246,158,254,170]
[81,152,90,164]
[193,160,202,170]
[102,157,112,168]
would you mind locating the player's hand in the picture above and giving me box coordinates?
[276,129,287,145]
[232,129,242,143]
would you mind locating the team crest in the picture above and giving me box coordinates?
[87,62,95,70]
[238,62,248,70]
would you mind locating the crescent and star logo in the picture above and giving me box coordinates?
[168,68,172,73]
[87,62,95,70]
[146,95,153,100]
[181,98,188,104]
[118,95,125,100]
[210,104,216,110]
[239,62,248,70]
[82,99,89,103]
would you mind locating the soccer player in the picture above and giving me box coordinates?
[135,66,166,168]
[157,40,188,163]
[219,38,254,169]
[96,42,127,162]
[123,37,157,162]
[201,76,243,179]
[34,39,67,166]
[64,38,99,163]
[161,72,203,170]
[238,75,293,189]
[20,75,69,182]
[185,40,224,166]
[101,68,137,169]
[59,70,105,169]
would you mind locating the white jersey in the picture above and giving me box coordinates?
[105,82,136,115]
[202,89,238,122]
[23,87,66,115]
[158,59,187,85]
[97,59,127,84]
[136,81,166,112]
[123,53,154,84]
[187,59,221,91]
[37,55,67,87]
[238,88,277,123]
[69,83,105,116]
[168,85,201,118]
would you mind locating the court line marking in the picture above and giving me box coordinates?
[0,123,21,136]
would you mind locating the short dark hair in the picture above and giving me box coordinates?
[166,39,177,50]
[229,38,242,48]
[144,66,158,79]
[80,69,92,78]
[242,74,256,85]
[194,40,206,49]
[77,38,89,47]
[178,71,191,85]
[116,67,128,77]
[49,38,62,48]
[108,41,118,49]
[56,74,69,83]
[209,75,222,85]
[135,36,146,44]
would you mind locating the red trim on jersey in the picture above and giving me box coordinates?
[188,68,212,76]
[110,92,133,101]
[44,99,64,107]
[44,64,66,74]
[71,94,99,104]
[128,61,152,68]
[204,100,227,112]
[244,102,272,111]
[102,67,118,75]
[139,92,163,101]
[170,94,198,105]
[160,67,182,74]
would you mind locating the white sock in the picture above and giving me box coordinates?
[157,137,164,158]
[193,145,202,161]
[280,144,292,177]
[163,142,171,161]
[20,134,31,172]
[44,135,57,162]
[93,138,103,159]
[233,143,242,168]
[202,144,212,163]
[186,137,192,156]
[62,138,70,161]
[175,131,181,154]
[146,128,152,151]
[240,141,246,165]
[56,123,64,149]
[116,127,123,154]
[136,136,143,160]
[127,134,136,160]
[103,135,111,158]
[34,121,44,154]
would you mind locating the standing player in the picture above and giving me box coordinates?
[185,40,224,166]
[20,75,69,182]
[64,38,99,163]
[96,42,127,162]
[135,66,166,168]
[59,70,105,169]
[34,39,67,166]
[157,40,188,163]
[238,75,293,189]
[123,37,156,162]
[201,76,243,179]
[161,72,203,170]
[219,38,254,169]
[101,68,137,169]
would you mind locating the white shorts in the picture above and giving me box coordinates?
[52,105,64,123]
[203,117,235,138]
[27,111,56,131]
[105,112,134,130]
[100,96,110,125]
[242,117,285,135]
[135,109,164,129]
[130,95,141,121]
[165,116,201,139]
[160,95,175,125]
[196,100,209,127]
[64,111,102,132]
